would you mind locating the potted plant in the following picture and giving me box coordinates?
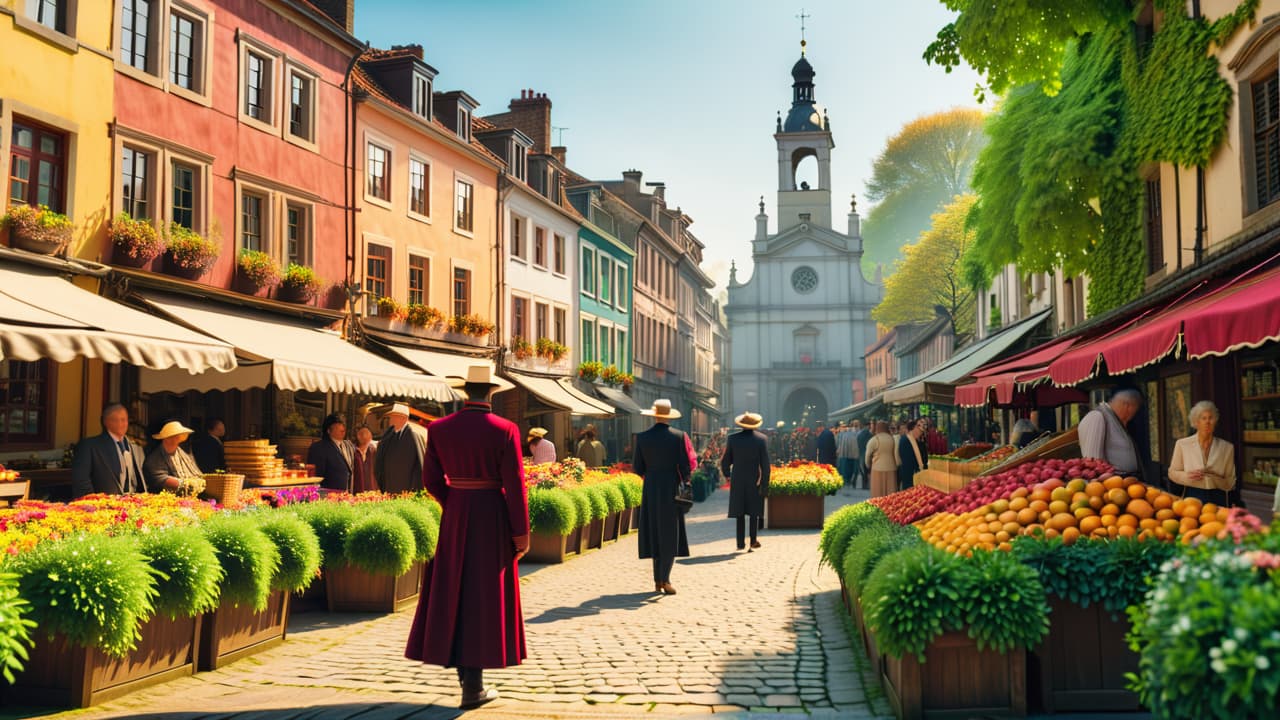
[3,204,73,256]
[536,337,569,363]
[277,263,323,304]
[162,222,220,280]
[198,514,288,671]
[620,372,634,391]
[510,336,534,360]
[600,365,622,387]
[526,487,579,564]
[577,361,604,383]
[375,296,406,320]
[765,461,842,528]
[235,248,281,295]
[406,303,444,329]
[446,313,493,344]
[325,508,424,612]
[108,212,162,267]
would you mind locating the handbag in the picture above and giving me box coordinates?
[674,480,694,514]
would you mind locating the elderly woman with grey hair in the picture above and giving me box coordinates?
[1167,400,1237,506]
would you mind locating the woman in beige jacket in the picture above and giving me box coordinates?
[863,421,900,498]
[1168,400,1236,507]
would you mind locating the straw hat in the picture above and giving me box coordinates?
[641,399,682,420]
[152,420,195,440]
[527,427,548,439]
[734,411,764,429]
[387,402,411,417]
[447,365,501,388]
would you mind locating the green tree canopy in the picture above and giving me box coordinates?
[862,108,987,274]
[872,194,977,343]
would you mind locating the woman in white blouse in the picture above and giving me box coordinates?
[1167,400,1236,507]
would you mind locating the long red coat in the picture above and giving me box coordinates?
[404,401,528,668]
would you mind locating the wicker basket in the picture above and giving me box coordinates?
[201,473,245,506]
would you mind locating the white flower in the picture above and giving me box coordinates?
[1233,627,1249,642]
[1256,656,1271,670]
[1176,616,1192,633]
[1210,647,1223,659]
[1211,658,1228,674]
[1222,639,1239,654]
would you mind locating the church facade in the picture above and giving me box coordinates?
[725,50,881,427]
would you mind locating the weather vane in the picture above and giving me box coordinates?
[797,8,810,54]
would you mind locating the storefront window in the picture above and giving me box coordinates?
[1163,373,1192,461]
[0,359,52,445]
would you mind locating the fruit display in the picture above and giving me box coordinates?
[867,485,948,525]
[917,474,1234,555]
[0,465,21,482]
[937,457,1113,516]
[950,442,994,459]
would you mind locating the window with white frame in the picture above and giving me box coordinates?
[509,215,525,259]
[553,233,565,274]
[553,307,566,345]
[366,244,391,310]
[408,156,429,217]
[170,9,204,92]
[616,266,628,311]
[452,267,471,316]
[366,142,390,201]
[121,0,158,73]
[412,72,432,119]
[243,48,273,123]
[533,227,546,268]
[599,324,612,366]
[286,67,316,143]
[456,107,471,142]
[599,256,613,306]
[121,145,153,220]
[285,201,311,265]
[616,328,628,370]
[535,302,549,341]
[511,296,529,341]
[240,190,267,252]
[581,316,596,362]
[408,254,428,306]
[29,0,71,35]
[455,178,473,232]
[170,159,199,229]
[509,140,526,181]
[581,246,596,295]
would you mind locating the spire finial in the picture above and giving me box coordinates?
[759,195,765,214]
[797,9,810,55]
[850,193,857,213]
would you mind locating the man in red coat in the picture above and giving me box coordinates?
[404,366,529,709]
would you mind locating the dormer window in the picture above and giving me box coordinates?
[456,107,471,142]
[509,139,527,182]
[412,72,432,119]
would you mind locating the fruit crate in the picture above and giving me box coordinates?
[979,430,1080,478]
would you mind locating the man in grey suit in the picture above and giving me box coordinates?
[375,403,428,494]
[71,403,146,498]
[721,411,771,551]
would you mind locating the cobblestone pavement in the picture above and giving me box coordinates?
[18,485,890,720]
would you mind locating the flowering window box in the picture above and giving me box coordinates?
[325,560,424,613]
[198,591,290,671]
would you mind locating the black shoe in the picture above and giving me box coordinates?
[750,540,761,550]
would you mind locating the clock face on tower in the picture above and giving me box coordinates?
[791,266,819,294]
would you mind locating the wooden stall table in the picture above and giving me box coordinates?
[244,476,323,490]
[0,479,31,507]
[18,468,73,502]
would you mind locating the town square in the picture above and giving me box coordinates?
[0,1,1279,719]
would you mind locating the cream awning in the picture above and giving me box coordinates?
[137,293,455,401]
[507,370,614,417]
[379,343,513,391]
[0,261,236,373]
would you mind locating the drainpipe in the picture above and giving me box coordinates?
[496,173,510,364]
[1192,2,1205,267]
[1174,167,1183,270]
[341,45,368,339]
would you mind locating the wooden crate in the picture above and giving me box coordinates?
[326,561,424,613]
[881,631,1027,720]
[766,494,825,528]
[1031,597,1140,713]
[198,591,290,671]
[526,531,569,564]
[914,469,967,493]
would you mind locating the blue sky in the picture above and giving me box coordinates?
[356,0,985,291]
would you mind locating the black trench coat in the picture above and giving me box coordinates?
[721,428,771,517]
[633,423,691,561]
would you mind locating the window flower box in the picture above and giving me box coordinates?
[276,263,322,304]
[4,204,73,256]
[161,223,219,280]
[109,212,162,268]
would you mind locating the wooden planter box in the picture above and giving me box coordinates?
[619,507,633,534]
[1031,597,1141,713]
[766,494,825,529]
[198,590,290,671]
[5,613,201,707]
[325,560,424,613]
[564,524,583,555]
[602,511,620,542]
[290,574,327,613]
[880,631,1026,720]
[587,517,605,549]
[526,531,570,564]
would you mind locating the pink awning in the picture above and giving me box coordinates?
[1183,266,1280,359]
[971,338,1078,378]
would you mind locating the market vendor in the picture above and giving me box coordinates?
[71,403,146,497]
[1078,388,1144,478]
[1167,400,1237,507]
[143,421,207,495]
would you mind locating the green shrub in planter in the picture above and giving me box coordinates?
[955,549,1049,653]
[257,512,322,593]
[616,478,643,508]
[385,499,440,562]
[864,544,964,659]
[599,483,626,514]
[1013,535,1177,615]
[528,487,577,536]
[202,514,281,612]
[582,485,609,522]
[291,500,358,567]
[821,502,890,570]
[342,512,415,577]
[565,487,594,528]
[0,570,36,682]
[842,522,921,594]
[138,525,223,619]
[12,534,158,657]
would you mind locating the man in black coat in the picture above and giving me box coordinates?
[375,403,428,494]
[307,414,355,491]
[896,419,928,491]
[815,421,837,466]
[855,421,873,490]
[191,417,226,472]
[72,403,146,498]
[633,399,691,595]
[720,411,771,551]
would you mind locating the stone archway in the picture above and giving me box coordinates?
[781,387,828,428]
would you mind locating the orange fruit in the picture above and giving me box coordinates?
[1202,503,1220,517]
[1124,476,1141,487]
[1118,515,1139,528]
[1039,510,1052,523]
[1216,508,1230,523]
[1107,488,1130,507]
[1016,508,1038,526]
[1079,516,1102,534]
[1145,485,1161,501]
[1199,521,1225,538]
[996,530,1011,543]
[1088,496,1104,510]
[1085,481,1106,497]
[1062,527,1081,545]
[1139,518,1160,531]
[1117,524,1136,538]
[1161,519,1181,535]
[979,532,997,544]
[1051,487,1072,503]
[1044,527,1060,539]
[1011,487,1030,499]
[1049,500,1070,515]
[1103,476,1125,490]
[999,510,1019,524]
[1155,508,1175,521]
[1074,507,1097,520]
[1048,513,1077,531]
[1180,517,1200,532]
[1171,499,1186,516]
[1029,500,1049,513]
[1101,503,1120,516]
[997,541,1013,552]
[1100,514,1118,527]
[1127,483,1147,499]
[1009,496,1029,512]
[1030,488,1052,503]
[1153,494,1173,510]
[1003,522,1021,535]
[1128,499,1155,520]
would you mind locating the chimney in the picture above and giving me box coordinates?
[390,43,424,60]
[309,0,354,33]
[551,145,566,165]
[492,89,552,154]
[647,182,666,201]
[622,169,643,194]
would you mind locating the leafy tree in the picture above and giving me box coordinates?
[872,194,977,343]
[862,108,987,273]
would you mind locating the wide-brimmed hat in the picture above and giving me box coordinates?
[527,427,548,439]
[735,411,764,429]
[447,365,502,388]
[152,421,195,440]
[387,402,411,417]
[641,399,681,420]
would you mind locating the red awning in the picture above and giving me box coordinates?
[971,338,1078,378]
[955,371,1020,406]
[1183,265,1280,359]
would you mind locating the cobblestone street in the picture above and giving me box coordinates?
[14,487,889,720]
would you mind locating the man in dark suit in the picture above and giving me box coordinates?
[896,419,928,492]
[375,403,429,494]
[720,411,771,551]
[855,421,873,489]
[191,417,226,472]
[633,399,692,595]
[815,420,837,466]
[72,403,146,498]
[307,414,355,491]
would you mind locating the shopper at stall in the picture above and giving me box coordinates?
[835,422,859,487]
[71,403,146,497]
[574,424,607,468]
[923,418,948,455]
[895,419,928,491]
[190,417,226,472]
[307,414,355,492]
[864,421,899,497]
[142,421,206,495]
[405,365,527,710]
[1078,388,1144,478]
[633,399,692,595]
[527,427,556,464]
[352,425,379,493]
[721,411,770,551]
[855,421,873,490]
[375,403,427,494]
[1010,416,1041,448]
[1167,400,1237,506]
[815,421,837,466]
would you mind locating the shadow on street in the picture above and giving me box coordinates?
[525,591,659,624]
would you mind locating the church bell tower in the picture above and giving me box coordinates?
[775,37,834,233]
